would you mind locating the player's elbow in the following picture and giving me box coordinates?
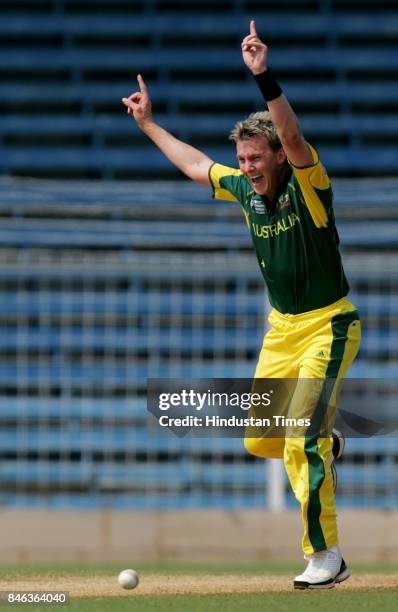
[184,159,213,186]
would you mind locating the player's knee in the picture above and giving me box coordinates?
[244,436,284,459]
[244,436,263,457]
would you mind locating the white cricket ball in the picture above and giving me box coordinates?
[117,568,139,590]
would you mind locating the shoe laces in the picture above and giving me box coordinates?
[304,548,340,573]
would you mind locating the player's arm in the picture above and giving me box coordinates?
[122,75,213,185]
[241,21,313,168]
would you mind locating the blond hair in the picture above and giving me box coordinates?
[229,111,282,151]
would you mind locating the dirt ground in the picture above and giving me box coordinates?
[1,574,398,598]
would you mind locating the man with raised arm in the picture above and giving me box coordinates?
[122,21,360,590]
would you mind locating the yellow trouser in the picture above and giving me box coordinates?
[244,297,361,554]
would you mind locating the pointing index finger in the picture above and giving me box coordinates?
[250,20,257,37]
[137,74,147,93]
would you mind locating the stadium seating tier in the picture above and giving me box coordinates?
[0,2,398,178]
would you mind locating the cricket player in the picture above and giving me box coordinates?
[122,21,361,589]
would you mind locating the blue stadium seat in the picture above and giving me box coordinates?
[1,13,397,40]
[0,291,265,317]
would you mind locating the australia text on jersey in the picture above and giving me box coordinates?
[252,212,300,239]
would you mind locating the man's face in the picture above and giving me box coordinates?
[236,135,286,195]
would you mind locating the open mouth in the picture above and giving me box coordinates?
[250,175,263,185]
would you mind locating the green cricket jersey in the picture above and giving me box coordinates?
[209,144,349,315]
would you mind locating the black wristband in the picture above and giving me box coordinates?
[254,69,282,102]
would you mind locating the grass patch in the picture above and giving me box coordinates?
[0,559,397,578]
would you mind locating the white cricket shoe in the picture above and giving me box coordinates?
[294,546,350,589]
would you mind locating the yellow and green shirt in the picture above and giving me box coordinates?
[209,144,349,315]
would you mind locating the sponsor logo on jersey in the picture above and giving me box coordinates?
[277,193,291,211]
[251,213,300,239]
[249,198,266,215]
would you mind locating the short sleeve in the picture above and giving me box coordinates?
[209,162,245,203]
[289,143,332,228]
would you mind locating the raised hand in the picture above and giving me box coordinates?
[122,74,152,126]
[241,20,268,75]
